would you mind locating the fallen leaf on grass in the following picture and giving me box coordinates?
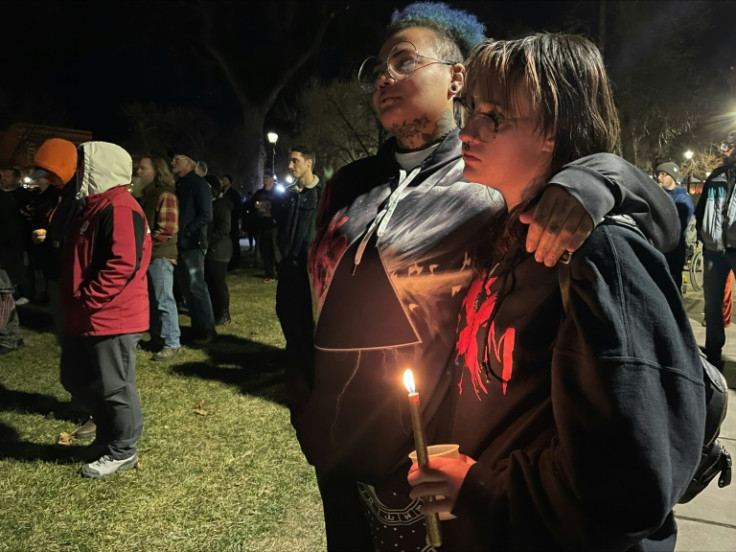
[192,399,216,416]
[57,432,72,446]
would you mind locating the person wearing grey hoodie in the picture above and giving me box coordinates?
[59,141,152,479]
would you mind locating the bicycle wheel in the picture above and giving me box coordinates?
[690,249,704,292]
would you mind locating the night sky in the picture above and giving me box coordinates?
[1,1,734,146]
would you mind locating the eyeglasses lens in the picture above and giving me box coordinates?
[356,42,419,93]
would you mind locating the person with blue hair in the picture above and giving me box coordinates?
[289,3,679,549]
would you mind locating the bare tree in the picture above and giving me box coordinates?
[297,77,385,179]
[195,1,344,194]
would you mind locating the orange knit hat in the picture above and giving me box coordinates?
[33,138,78,184]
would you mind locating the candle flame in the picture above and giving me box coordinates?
[403,369,416,393]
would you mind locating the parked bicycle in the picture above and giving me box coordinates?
[682,218,703,293]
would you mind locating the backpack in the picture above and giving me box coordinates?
[559,216,732,504]
[678,353,731,503]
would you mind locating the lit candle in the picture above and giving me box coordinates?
[404,368,442,548]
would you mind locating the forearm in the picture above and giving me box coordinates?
[550,153,679,252]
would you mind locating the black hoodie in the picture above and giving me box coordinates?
[451,217,704,550]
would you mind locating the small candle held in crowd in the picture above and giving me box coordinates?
[403,368,442,547]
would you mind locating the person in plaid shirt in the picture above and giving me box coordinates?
[135,156,181,361]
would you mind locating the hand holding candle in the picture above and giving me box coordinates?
[404,368,443,548]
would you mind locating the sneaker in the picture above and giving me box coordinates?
[79,439,110,462]
[152,346,181,361]
[80,453,138,479]
[0,340,23,356]
[14,297,29,306]
[73,418,97,440]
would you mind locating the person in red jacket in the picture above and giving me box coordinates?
[60,141,152,479]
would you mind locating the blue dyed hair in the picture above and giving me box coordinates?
[387,2,486,60]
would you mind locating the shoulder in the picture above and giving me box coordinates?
[572,220,658,281]
[329,155,384,190]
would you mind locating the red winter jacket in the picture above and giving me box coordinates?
[61,142,151,336]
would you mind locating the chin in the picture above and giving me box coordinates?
[462,165,489,186]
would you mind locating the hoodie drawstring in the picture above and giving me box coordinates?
[352,166,421,274]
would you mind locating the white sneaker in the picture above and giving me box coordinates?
[14,297,29,306]
[80,454,138,479]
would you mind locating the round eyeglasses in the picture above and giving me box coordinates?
[455,96,536,141]
[357,41,455,93]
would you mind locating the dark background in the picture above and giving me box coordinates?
[1,1,734,182]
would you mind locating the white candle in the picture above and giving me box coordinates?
[404,369,442,547]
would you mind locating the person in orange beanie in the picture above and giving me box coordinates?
[28,138,95,440]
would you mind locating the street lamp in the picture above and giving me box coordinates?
[684,149,694,160]
[266,131,278,175]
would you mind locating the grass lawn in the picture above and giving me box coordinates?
[0,265,325,552]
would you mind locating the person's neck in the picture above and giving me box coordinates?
[393,110,456,152]
[297,172,314,190]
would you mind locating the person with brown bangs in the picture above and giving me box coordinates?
[407,33,705,551]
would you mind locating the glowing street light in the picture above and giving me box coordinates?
[684,150,694,160]
[266,132,278,174]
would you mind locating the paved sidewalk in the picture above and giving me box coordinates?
[674,291,736,552]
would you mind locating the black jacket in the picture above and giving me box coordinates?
[206,196,233,263]
[176,170,212,252]
[451,219,704,550]
[39,181,84,281]
[276,178,323,266]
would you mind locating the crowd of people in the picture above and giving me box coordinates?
[0,0,732,549]
[0,136,323,478]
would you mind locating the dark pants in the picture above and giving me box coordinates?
[258,227,280,279]
[60,333,143,460]
[228,232,241,271]
[276,260,315,417]
[205,259,230,322]
[178,248,215,333]
[316,470,373,552]
[703,249,736,366]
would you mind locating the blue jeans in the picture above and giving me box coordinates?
[179,248,215,333]
[703,249,736,361]
[148,258,181,348]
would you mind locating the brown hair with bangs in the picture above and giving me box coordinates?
[464,33,620,175]
[464,33,620,265]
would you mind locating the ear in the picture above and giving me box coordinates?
[449,63,465,97]
[541,131,555,154]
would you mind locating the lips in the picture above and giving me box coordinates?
[377,92,401,106]
[463,152,480,163]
